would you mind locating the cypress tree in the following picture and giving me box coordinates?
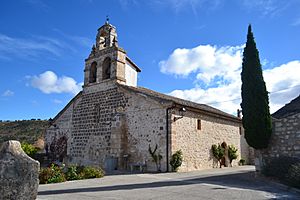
[241,25,272,149]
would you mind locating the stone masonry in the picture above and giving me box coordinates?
[262,113,300,161]
[0,140,39,200]
[171,108,246,171]
[261,95,300,162]
[45,21,249,172]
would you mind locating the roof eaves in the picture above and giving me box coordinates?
[119,84,241,123]
[126,57,141,72]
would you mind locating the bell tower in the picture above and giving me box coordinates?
[83,19,141,88]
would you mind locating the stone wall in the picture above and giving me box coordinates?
[84,47,127,86]
[262,113,300,162]
[46,83,168,172]
[45,93,81,162]
[46,82,249,172]
[240,128,255,165]
[70,82,128,169]
[170,109,244,171]
[122,88,167,172]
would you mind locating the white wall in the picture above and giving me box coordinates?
[125,62,137,87]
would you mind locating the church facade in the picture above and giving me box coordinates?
[45,21,250,172]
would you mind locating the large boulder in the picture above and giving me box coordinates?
[0,140,40,200]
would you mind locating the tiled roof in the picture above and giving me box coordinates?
[119,84,241,123]
[272,95,300,119]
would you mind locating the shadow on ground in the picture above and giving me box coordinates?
[38,172,299,199]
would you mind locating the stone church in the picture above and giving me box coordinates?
[46,21,250,172]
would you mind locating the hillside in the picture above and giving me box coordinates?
[0,119,50,144]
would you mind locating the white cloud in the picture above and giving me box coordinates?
[119,0,222,14]
[240,0,291,17]
[160,44,244,85]
[119,0,138,10]
[53,99,63,104]
[291,17,300,26]
[2,90,14,97]
[53,29,93,48]
[161,44,300,115]
[0,34,63,60]
[264,61,300,112]
[0,32,92,60]
[30,71,82,95]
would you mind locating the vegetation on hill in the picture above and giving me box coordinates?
[0,119,49,144]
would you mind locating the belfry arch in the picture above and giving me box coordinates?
[89,61,97,83]
[102,57,111,80]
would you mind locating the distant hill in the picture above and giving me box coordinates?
[0,119,50,144]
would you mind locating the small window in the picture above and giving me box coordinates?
[197,119,201,130]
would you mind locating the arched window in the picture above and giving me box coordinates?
[102,57,111,80]
[89,62,97,83]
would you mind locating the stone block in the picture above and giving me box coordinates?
[0,140,39,200]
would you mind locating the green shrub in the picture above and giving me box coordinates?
[21,142,38,158]
[65,165,81,181]
[39,164,104,184]
[239,158,246,166]
[39,164,66,184]
[170,150,183,172]
[286,163,300,189]
[78,166,104,179]
[39,167,53,184]
[228,145,238,166]
[212,144,225,168]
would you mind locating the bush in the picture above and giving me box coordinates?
[39,164,66,184]
[239,158,246,166]
[39,165,104,184]
[212,144,225,168]
[286,163,300,189]
[170,150,183,172]
[21,142,38,158]
[228,145,238,166]
[78,166,104,179]
[65,165,81,181]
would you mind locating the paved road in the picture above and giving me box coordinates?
[38,166,299,200]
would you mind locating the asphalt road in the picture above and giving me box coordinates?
[37,166,300,200]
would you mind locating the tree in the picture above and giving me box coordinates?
[148,144,163,172]
[211,144,225,168]
[228,145,238,166]
[241,25,272,149]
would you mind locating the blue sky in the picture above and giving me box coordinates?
[1,0,300,120]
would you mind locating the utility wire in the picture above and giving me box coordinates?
[206,84,300,105]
